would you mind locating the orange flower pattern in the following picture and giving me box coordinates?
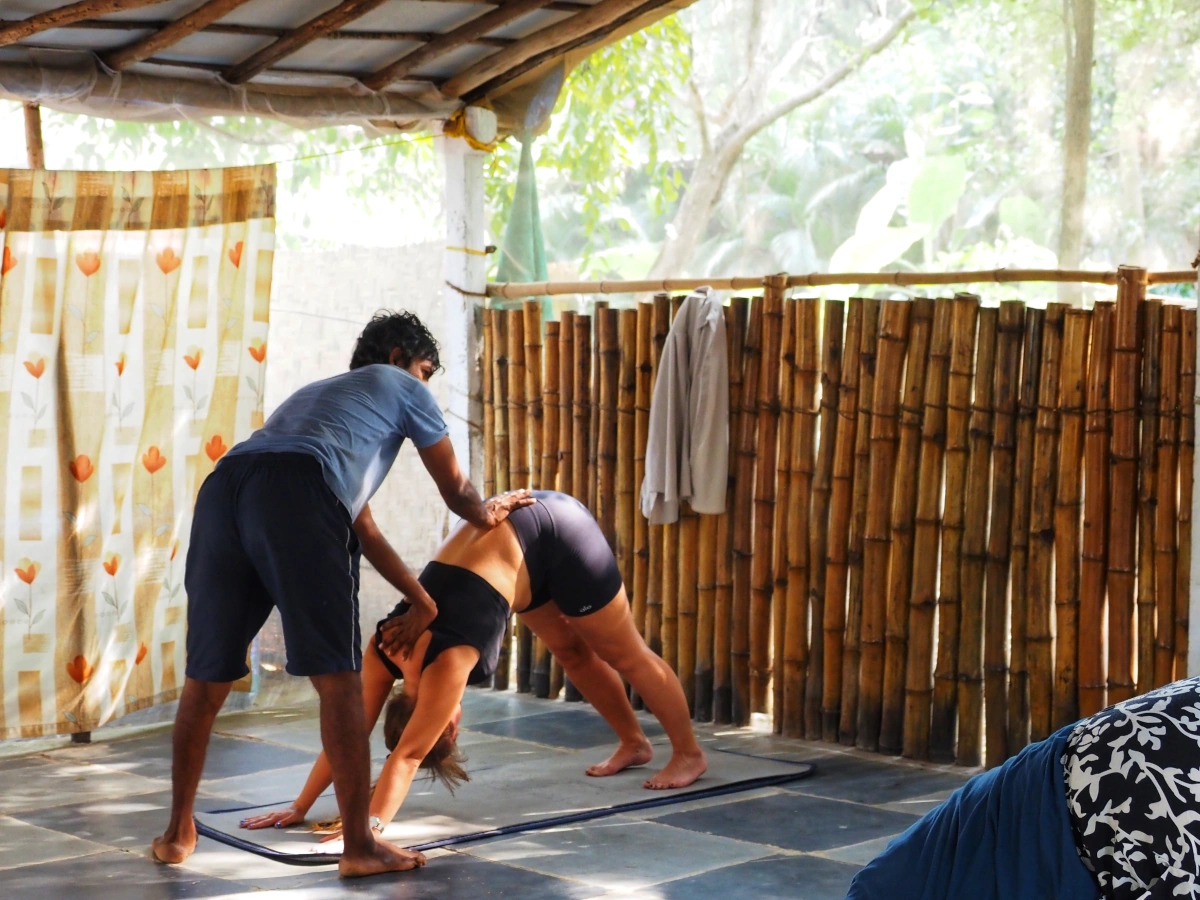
[103,555,120,577]
[75,251,101,277]
[24,356,45,379]
[115,354,126,376]
[0,208,6,229]
[15,559,39,585]
[228,240,244,268]
[136,643,148,665]
[248,340,267,364]
[142,446,166,475]
[69,455,94,483]
[156,247,181,276]
[205,435,228,462]
[183,348,202,371]
[1,246,15,276]
[66,656,94,685]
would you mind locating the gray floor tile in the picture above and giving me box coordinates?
[468,708,664,749]
[645,854,861,900]
[17,789,227,850]
[0,815,109,870]
[655,791,917,852]
[785,752,970,805]
[467,818,772,890]
[460,687,563,725]
[0,850,253,899]
[816,833,898,866]
[215,712,391,761]
[0,756,167,814]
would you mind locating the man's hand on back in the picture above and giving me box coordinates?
[483,489,537,528]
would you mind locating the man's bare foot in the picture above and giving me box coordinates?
[643,750,707,790]
[587,737,654,777]
[339,837,426,878]
[151,822,197,864]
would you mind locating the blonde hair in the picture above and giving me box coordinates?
[383,691,470,794]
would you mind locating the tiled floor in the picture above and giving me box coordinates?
[0,688,974,899]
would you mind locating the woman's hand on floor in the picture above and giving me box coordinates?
[240,806,306,830]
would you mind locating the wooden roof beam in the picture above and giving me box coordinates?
[362,0,555,92]
[0,0,173,48]
[439,0,652,99]
[101,0,256,71]
[223,0,391,85]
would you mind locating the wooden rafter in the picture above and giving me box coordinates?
[143,55,440,86]
[100,0,255,71]
[0,0,173,48]
[439,0,651,99]
[222,0,392,85]
[362,0,556,92]
[464,0,664,103]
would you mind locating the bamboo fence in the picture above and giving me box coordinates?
[478,266,1198,767]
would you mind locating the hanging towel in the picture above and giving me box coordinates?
[639,286,729,525]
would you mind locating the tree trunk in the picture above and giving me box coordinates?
[1056,0,1095,306]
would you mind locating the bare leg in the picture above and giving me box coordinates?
[569,592,707,789]
[521,605,653,776]
[151,677,232,863]
[309,671,425,878]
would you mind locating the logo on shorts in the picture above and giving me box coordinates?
[579,605,592,612]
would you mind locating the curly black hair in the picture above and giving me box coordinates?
[349,310,443,372]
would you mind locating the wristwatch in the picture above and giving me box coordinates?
[369,815,384,834]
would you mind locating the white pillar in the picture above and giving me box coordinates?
[438,107,496,498]
[1190,265,1200,676]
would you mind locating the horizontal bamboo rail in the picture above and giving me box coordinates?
[487,268,1197,299]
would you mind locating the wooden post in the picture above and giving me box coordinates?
[616,309,638,586]
[552,310,575,700]
[878,297,934,754]
[784,298,818,737]
[839,298,881,746]
[822,299,864,741]
[772,298,798,733]
[492,312,511,495]
[24,103,45,169]
[1007,309,1045,754]
[1053,308,1090,732]
[632,305,652,662]
[696,510,719,722]
[508,310,531,693]
[483,309,496,499]
[588,301,607,514]
[751,277,786,715]
[732,294,764,725]
[1136,300,1163,695]
[1108,266,1146,705]
[573,314,593,506]
[715,298,749,725]
[1155,304,1182,688]
[856,299,912,752]
[930,294,980,762]
[1027,303,1066,742]
[1079,302,1113,716]
[805,300,844,738]
[597,307,620,548]
[525,301,544,489]
[646,295,670,662]
[956,305,997,768]
[533,319,560,698]
[679,500,700,712]
[901,298,954,760]
[1178,308,1195,677]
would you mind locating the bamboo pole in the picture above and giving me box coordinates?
[956,304,997,768]
[1007,309,1045,754]
[732,295,765,725]
[525,300,544,490]
[1136,300,1163,695]
[573,314,593,505]
[696,509,718,721]
[751,277,786,715]
[588,301,607,515]
[839,298,881,746]
[661,298,682,678]
[805,300,845,738]
[772,298,798,734]
[492,311,511,495]
[1108,266,1146,706]
[597,307,620,547]
[929,294,980,762]
[1176,309,1196,678]
[878,297,934,754]
[822,299,865,741]
[715,298,748,725]
[483,309,496,499]
[785,298,819,737]
[508,311,532,694]
[616,309,638,587]
[856,299,912,752]
[1079,302,1113,717]
[1052,307,1090,731]
[558,311,576,497]
[902,298,954,760]
[632,304,652,664]
[1155,304,1181,688]
[646,295,670,661]
[1027,303,1066,742]
[679,500,700,711]
[532,320,560,699]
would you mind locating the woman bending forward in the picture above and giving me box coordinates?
[242,491,707,839]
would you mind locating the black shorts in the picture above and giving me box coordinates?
[185,452,362,681]
[373,561,510,686]
[506,491,623,617]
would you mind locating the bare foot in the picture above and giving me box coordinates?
[151,821,197,864]
[339,837,426,878]
[587,737,654,777]
[643,750,707,790]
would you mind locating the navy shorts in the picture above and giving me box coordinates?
[184,452,362,681]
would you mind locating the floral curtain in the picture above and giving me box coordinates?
[0,165,274,739]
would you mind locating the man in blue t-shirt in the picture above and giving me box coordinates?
[152,311,532,878]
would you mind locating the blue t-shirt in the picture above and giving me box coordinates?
[224,364,449,520]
